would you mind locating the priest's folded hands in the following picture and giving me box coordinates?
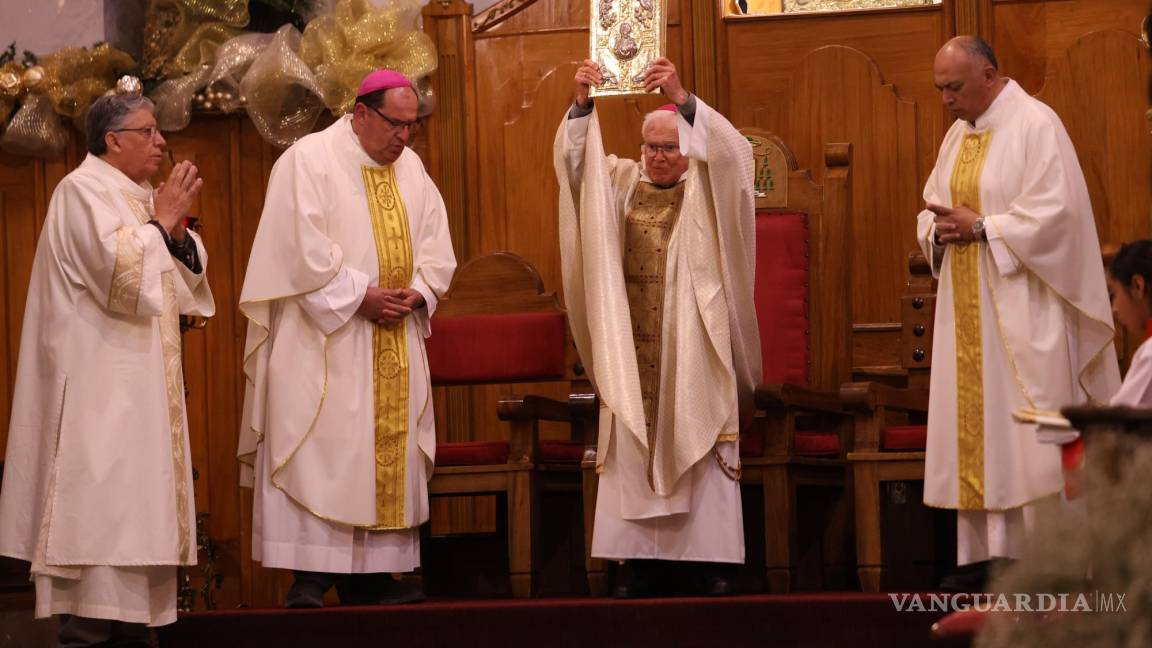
[153,159,203,242]
[356,285,426,326]
[928,202,983,244]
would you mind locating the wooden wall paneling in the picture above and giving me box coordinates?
[991,0,1148,95]
[791,45,922,326]
[724,8,947,324]
[0,156,38,460]
[954,0,981,34]
[480,0,588,35]
[0,135,81,460]
[688,0,718,104]
[233,117,292,609]
[1033,29,1152,246]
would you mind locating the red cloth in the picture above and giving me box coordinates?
[436,441,510,466]
[881,425,928,451]
[754,211,810,386]
[738,430,840,457]
[794,431,840,456]
[427,312,566,385]
[1061,436,1085,499]
[539,440,584,463]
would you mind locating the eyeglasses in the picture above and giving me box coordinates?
[643,143,680,156]
[115,126,161,139]
[364,103,422,134]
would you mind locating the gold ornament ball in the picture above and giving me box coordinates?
[203,101,213,110]
[115,75,143,97]
[22,66,45,89]
[0,72,21,98]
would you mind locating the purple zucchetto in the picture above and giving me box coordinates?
[656,103,677,112]
[357,70,414,97]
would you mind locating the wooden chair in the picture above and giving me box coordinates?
[425,252,582,598]
[841,252,934,592]
[738,129,856,592]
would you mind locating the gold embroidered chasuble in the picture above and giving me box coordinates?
[624,182,685,482]
[361,164,414,529]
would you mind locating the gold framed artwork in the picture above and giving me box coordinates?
[727,0,938,16]
[589,0,667,97]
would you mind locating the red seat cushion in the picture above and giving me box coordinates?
[539,440,584,463]
[881,425,928,451]
[794,431,840,456]
[755,211,810,387]
[427,311,566,385]
[436,441,510,466]
[931,610,988,639]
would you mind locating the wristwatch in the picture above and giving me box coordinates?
[971,216,987,241]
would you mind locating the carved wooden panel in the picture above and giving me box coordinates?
[1034,30,1152,247]
[724,8,947,323]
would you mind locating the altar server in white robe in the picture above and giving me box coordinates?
[555,58,761,597]
[238,70,456,607]
[0,90,213,645]
[1106,241,1152,407]
[917,36,1120,591]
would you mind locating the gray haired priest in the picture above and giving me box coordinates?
[238,69,456,607]
[555,57,761,597]
[0,90,213,646]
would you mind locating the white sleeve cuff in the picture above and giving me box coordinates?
[985,218,1021,276]
[297,266,369,335]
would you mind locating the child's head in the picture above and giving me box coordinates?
[1107,240,1152,338]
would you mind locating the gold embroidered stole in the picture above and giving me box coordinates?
[361,165,414,529]
[948,132,992,510]
[120,191,192,561]
[623,181,685,485]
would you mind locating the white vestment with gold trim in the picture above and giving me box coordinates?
[0,155,214,624]
[555,98,760,562]
[916,80,1120,564]
[239,116,456,573]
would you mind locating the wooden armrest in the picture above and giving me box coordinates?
[840,381,929,413]
[497,392,600,423]
[755,383,842,414]
[498,394,577,422]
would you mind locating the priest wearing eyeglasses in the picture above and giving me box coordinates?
[238,70,456,607]
[554,58,761,597]
[0,89,214,645]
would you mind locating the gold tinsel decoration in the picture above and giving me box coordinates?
[143,0,250,80]
[0,42,135,156]
[240,24,325,148]
[299,0,437,115]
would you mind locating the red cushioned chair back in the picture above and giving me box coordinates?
[427,311,567,385]
[755,210,810,387]
[425,252,568,386]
